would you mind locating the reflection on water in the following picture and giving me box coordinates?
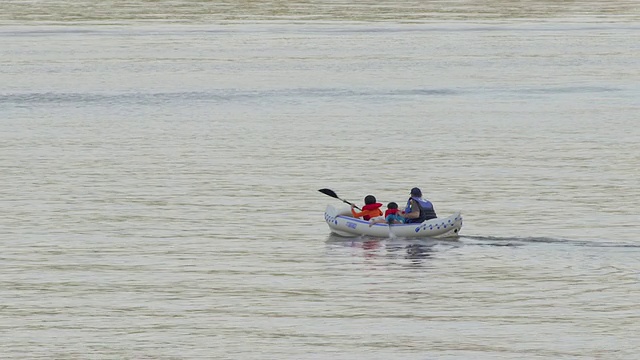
[1,0,639,23]
[325,234,462,266]
[404,243,433,260]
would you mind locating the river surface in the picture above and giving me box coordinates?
[1,1,639,359]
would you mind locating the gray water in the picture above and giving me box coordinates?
[1,1,640,359]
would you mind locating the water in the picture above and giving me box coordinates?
[1,1,640,359]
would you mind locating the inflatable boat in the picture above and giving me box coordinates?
[324,205,463,238]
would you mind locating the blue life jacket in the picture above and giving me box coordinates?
[404,197,437,223]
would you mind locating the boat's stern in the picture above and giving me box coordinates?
[415,211,463,238]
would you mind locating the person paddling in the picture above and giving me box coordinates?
[350,195,383,221]
[403,187,437,223]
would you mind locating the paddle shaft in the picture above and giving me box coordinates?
[338,198,361,210]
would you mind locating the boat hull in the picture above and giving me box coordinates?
[324,205,462,238]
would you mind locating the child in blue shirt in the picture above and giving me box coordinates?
[369,202,405,226]
[384,202,405,224]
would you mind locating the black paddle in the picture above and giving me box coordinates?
[318,188,361,210]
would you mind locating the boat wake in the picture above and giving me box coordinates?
[460,235,640,248]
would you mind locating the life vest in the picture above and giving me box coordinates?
[404,197,437,223]
[385,208,400,217]
[360,203,383,221]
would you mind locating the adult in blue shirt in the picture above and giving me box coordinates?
[403,187,437,223]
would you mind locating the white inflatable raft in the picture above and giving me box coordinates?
[324,205,463,238]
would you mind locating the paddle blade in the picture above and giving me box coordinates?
[318,188,338,199]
